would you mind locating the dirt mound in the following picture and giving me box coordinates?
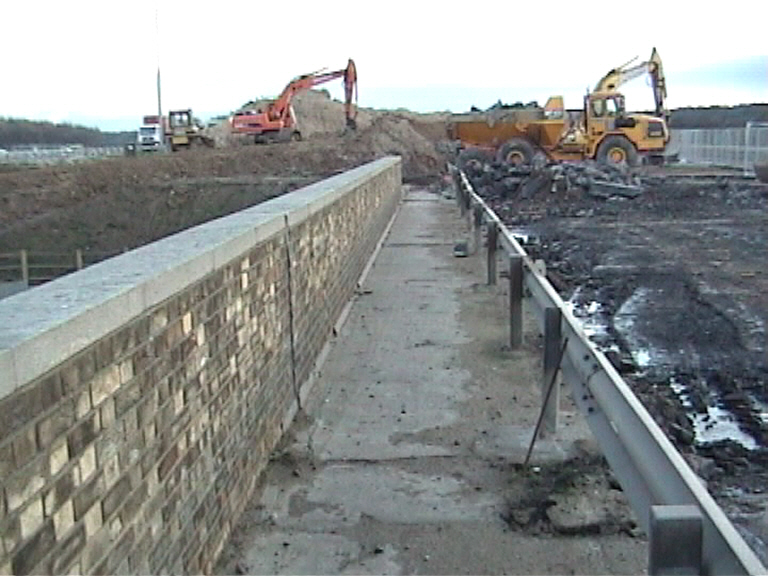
[201,90,448,182]
[203,93,447,182]
[292,90,375,136]
[0,88,451,269]
[351,114,446,182]
[0,112,449,260]
[204,90,377,148]
[0,142,375,254]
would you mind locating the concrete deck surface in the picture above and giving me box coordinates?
[215,186,647,575]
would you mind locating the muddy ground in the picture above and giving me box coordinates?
[465,160,768,561]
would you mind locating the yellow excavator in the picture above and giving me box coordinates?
[595,47,667,119]
[450,48,669,167]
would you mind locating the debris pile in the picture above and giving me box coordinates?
[464,158,645,202]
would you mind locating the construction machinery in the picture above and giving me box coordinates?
[230,59,358,143]
[449,48,669,168]
[166,109,214,151]
[136,115,163,153]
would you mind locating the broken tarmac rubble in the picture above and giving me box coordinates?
[463,158,646,201]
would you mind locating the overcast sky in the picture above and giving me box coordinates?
[2,0,766,131]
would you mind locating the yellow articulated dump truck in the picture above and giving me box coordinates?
[449,48,669,168]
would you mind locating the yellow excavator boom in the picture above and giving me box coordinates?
[594,47,667,119]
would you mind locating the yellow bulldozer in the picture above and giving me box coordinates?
[450,48,669,168]
[166,109,215,151]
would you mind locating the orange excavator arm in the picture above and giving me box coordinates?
[266,59,358,127]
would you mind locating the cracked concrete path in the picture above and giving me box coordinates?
[215,186,647,575]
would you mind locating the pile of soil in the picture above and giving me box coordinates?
[0,102,449,260]
[204,89,448,152]
[205,90,377,148]
[351,114,446,182]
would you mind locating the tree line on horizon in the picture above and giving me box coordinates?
[0,117,133,148]
[669,104,768,129]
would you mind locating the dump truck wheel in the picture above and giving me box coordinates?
[497,138,534,165]
[597,135,638,167]
[457,148,491,173]
[291,131,302,142]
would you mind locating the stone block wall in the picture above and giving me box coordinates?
[0,157,402,574]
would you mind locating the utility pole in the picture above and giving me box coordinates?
[155,4,164,148]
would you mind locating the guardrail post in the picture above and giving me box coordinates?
[542,307,561,435]
[20,250,29,285]
[472,206,483,255]
[75,249,84,271]
[463,183,472,217]
[455,173,465,211]
[486,222,498,285]
[649,505,703,576]
[459,181,467,217]
[509,255,523,349]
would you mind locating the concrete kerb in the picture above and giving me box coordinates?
[0,157,401,402]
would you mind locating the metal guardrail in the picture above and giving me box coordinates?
[451,166,766,576]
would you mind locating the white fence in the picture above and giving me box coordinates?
[669,123,768,174]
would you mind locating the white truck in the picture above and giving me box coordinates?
[136,115,164,152]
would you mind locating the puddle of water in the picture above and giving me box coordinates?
[509,228,534,245]
[566,290,611,341]
[670,377,758,450]
[751,397,768,425]
[692,405,758,450]
[571,286,762,451]
[633,349,652,368]
[613,287,670,369]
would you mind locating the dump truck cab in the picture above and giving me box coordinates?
[583,91,669,164]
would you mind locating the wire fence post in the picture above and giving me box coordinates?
[75,249,84,270]
[486,222,498,285]
[20,250,29,285]
[542,307,562,435]
[472,205,483,255]
[509,255,523,349]
[459,180,467,218]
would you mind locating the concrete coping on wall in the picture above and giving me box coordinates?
[0,156,401,399]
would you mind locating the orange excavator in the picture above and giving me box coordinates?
[231,59,358,143]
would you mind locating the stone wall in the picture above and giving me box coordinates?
[0,157,402,574]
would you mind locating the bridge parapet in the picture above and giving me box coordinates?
[0,157,401,575]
